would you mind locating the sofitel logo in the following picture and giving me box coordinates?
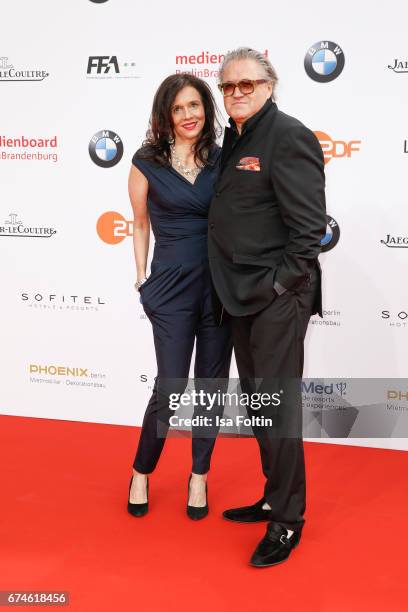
[0,56,49,82]
[21,293,106,312]
[380,234,408,248]
[388,59,408,73]
[86,56,140,79]
[0,213,56,238]
[381,310,407,327]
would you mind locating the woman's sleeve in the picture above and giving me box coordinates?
[131,153,150,180]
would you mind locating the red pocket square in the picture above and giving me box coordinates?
[236,156,261,171]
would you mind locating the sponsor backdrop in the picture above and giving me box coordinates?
[1,0,407,450]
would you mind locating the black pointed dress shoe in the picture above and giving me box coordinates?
[250,522,301,567]
[127,475,149,517]
[187,475,208,520]
[223,498,272,523]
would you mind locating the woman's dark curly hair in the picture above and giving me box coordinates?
[136,73,221,167]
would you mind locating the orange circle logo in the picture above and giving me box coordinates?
[314,131,334,164]
[96,211,132,244]
[314,131,361,165]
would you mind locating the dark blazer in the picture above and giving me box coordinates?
[208,98,327,323]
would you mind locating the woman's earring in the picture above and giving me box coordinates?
[168,134,175,145]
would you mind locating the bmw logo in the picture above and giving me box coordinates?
[304,41,345,83]
[89,130,123,168]
[321,215,340,252]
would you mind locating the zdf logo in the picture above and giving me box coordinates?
[97,211,133,244]
[314,131,361,164]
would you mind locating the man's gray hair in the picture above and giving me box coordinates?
[219,47,278,100]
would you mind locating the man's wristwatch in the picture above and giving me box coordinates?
[134,277,147,291]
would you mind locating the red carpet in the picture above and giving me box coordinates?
[1,414,407,611]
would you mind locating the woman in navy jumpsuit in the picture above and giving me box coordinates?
[127,74,232,519]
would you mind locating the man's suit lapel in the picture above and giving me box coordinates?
[218,126,250,181]
[218,99,278,179]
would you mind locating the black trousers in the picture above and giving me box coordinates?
[133,263,232,475]
[231,268,318,531]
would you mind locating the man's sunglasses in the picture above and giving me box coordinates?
[217,79,269,97]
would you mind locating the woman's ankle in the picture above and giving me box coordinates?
[133,469,148,479]
[190,472,208,483]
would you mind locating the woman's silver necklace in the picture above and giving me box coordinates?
[170,145,202,181]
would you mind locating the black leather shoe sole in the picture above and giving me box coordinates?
[222,500,272,523]
[223,512,271,524]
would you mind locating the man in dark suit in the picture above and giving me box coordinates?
[208,47,327,567]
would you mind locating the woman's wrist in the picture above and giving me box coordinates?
[134,277,148,291]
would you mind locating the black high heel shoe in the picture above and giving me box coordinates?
[187,475,208,520]
[127,474,149,517]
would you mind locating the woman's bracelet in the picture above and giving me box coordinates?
[134,277,147,291]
